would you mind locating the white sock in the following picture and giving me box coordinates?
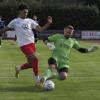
[34,76,40,83]
[17,66,21,71]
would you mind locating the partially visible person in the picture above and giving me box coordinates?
[32,15,39,43]
[0,3,52,86]
[40,25,99,86]
[0,16,5,47]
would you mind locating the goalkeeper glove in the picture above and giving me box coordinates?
[88,45,99,52]
[47,42,55,50]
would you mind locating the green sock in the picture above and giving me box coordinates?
[53,74,61,80]
[42,68,61,80]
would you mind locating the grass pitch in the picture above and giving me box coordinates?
[0,40,100,100]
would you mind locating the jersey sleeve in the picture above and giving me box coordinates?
[31,19,39,29]
[73,39,80,50]
[48,34,59,42]
[7,20,15,29]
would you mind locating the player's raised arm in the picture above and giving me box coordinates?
[36,16,52,32]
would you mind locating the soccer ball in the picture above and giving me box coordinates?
[44,80,55,91]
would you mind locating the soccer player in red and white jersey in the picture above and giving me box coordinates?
[0,3,52,85]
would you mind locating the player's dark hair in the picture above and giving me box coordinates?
[17,3,29,11]
[64,25,74,30]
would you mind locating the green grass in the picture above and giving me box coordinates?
[0,40,100,100]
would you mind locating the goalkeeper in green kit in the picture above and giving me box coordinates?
[40,25,99,84]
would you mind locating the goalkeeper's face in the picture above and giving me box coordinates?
[64,27,74,38]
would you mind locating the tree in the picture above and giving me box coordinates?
[78,0,99,6]
[78,0,100,10]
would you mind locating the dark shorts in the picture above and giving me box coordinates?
[48,57,69,73]
[58,67,68,73]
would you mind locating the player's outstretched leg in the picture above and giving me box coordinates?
[15,63,32,78]
[40,57,58,84]
[40,67,68,83]
[40,58,69,84]
[40,68,54,85]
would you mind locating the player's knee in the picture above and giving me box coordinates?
[59,72,68,80]
[27,54,38,64]
[28,54,38,60]
[58,67,68,80]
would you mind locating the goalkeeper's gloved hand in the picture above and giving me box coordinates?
[47,42,55,50]
[88,45,99,52]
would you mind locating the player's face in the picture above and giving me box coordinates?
[64,28,74,38]
[19,9,28,19]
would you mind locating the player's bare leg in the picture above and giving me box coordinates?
[15,66,21,78]
[15,63,32,78]
[26,54,44,88]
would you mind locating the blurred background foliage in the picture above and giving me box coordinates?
[0,0,100,30]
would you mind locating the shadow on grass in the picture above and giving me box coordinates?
[0,86,46,93]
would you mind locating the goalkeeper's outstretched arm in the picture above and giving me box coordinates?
[78,45,99,53]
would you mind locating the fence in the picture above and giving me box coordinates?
[3,30,100,40]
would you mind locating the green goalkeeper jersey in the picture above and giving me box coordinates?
[48,34,80,69]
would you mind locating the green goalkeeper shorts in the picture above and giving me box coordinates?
[51,56,70,70]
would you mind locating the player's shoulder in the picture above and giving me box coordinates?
[11,18,21,22]
[8,18,18,24]
[26,18,32,20]
[11,18,17,21]
[26,18,38,25]
[70,38,78,42]
[70,37,76,40]
[26,18,35,22]
[53,33,62,37]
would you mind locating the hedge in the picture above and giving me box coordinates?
[0,4,100,30]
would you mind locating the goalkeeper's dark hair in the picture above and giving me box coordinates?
[64,25,74,30]
[17,3,29,11]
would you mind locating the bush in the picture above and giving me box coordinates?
[0,4,100,30]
